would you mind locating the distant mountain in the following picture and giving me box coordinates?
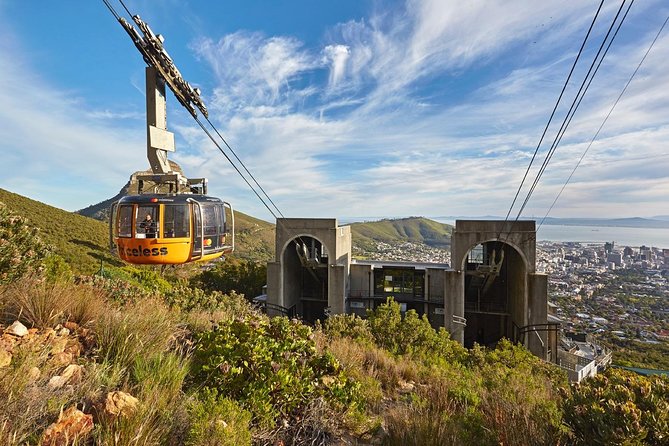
[349,217,453,249]
[432,216,669,229]
[539,217,669,229]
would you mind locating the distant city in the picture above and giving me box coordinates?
[354,237,669,348]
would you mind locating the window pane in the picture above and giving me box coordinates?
[136,205,159,238]
[203,205,218,236]
[163,205,190,238]
[118,205,133,238]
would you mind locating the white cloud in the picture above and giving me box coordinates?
[2,0,668,221]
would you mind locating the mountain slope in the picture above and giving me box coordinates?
[0,188,120,274]
[349,217,453,249]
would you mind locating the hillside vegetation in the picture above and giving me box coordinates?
[350,217,453,249]
[0,188,120,275]
[1,203,668,445]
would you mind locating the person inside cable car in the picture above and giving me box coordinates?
[139,213,157,238]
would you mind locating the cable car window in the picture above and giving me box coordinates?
[217,205,226,234]
[203,205,219,236]
[136,205,158,239]
[117,205,133,238]
[163,205,190,238]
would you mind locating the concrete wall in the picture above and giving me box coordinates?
[266,218,351,316]
[444,270,465,343]
[528,273,549,359]
[451,220,536,272]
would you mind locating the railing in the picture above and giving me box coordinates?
[256,302,297,318]
[513,322,561,363]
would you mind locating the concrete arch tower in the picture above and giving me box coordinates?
[445,220,549,359]
[266,219,351,323]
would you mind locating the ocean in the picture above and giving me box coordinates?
[432,219,669,249]
[340,217,669,249]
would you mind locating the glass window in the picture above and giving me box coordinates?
[136,205,159,238]
[469,244,484,264]
[202,205,219,236]
[163,205,190,238]
[117,205,133,238]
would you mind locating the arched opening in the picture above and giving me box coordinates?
[462,240,526,348]
[281,236,330,324]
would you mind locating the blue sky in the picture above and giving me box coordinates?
[1,0,668,222]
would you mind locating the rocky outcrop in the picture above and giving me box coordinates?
[99,391,139,418]
[6,320,28,337]
[41,406,93,446]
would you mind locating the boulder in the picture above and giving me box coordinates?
[41,406,93,446]
[100,391,139,418]
[48,364,83,389]
[28,366,41,381]
[0,349,11,368]
[50,352,74,367]
[50,337,68,355]
[63,321,79,332]
[6,321,28,337]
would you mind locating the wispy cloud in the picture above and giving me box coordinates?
[1,0,668,220]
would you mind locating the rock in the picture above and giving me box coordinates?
[41,406,93,446]
[50,352,73,367]
[64,321,79,331]
[28,366,41,381]
[43,328,57,339]
[6,321,28,337]
[64,340,82,358]
[57,327,70,337]
[48,364,83,389]
[0,334,16,351]
[0,349,11,368]
[50,337,68,355]
[100,391,139,418]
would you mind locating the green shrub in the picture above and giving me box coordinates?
[43,254,73,283]
[190,257,266,298]
[0,202,50,285]
[366,298,467,363]
[190,316,361,428]
[320,313,374,344]
[129,267,173,294]
[563,368,669,445]
[186,389,252,446]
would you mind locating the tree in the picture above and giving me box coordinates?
[0,202,51,285]
[191,256,266,299]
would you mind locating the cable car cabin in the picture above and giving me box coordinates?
[110,194,234,265]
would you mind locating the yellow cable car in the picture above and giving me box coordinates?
[107,13,236,265]
[110,194,234,265]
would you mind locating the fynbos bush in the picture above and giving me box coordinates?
[190,316,361,428]
[563,368,669,445]
[0,202,50,285]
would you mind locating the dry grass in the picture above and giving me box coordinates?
[1,279,70,328]
[94,297,181,372]
[0,278,106,329]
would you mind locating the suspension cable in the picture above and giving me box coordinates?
[538,12,669,231]
[499,0,605,237]
[513,0,632,223]
[204,116,284,218]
